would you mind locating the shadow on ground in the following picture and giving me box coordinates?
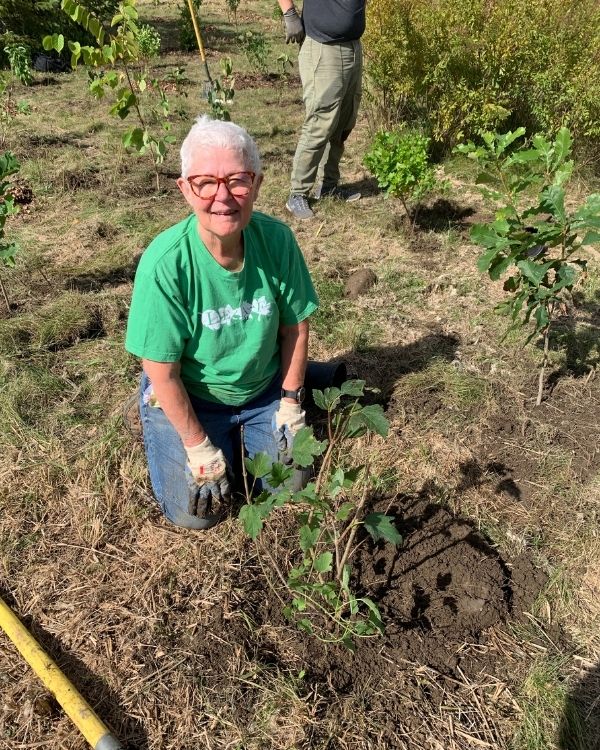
[559,659,600,750]
[0,589,149,749]
[413,198,476,233]
[344,331,460,407]
[67,253,142,292]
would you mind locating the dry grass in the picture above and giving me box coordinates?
[0,0,599,748]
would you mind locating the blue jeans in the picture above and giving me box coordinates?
[139,372,281,529]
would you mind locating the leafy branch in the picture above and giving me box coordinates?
[239,380,401,649]
[457,127,600,404]
[0,151,20,310]
[43,0,174,192]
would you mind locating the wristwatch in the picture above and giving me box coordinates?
[281,386,305,404]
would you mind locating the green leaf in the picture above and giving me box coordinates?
[362,597,384,632]
[488,253,513,281]
[552,127,572,170]
[516,259,554,287]
[336,502,355,522]
[244,451,272,479]
[321,386,342,409]
[476,244,504,274]
[363,513,402,545]
[297,618,313,634]
[540,185,566,222]
[299,524,320,552]
[534,304,549,331]
[0,152,20,178]
[340,379,365,397]
[238,504,263,540]
[122,127,145,151]
[292,597,306,612]
[43,33,65,53]
[310,389,327,410]
[346,404,389,438]
[582,231,600,246]
[268,461,293,487]
[313,551,333,573]
[291,426,327,468]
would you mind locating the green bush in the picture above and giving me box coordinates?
[0,0,120,65]
[137,24,161,60]
[364,129,437,220]
[363,0,600,154]
[179,0,202,53]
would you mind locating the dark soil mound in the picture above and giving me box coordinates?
[177,494,546,746]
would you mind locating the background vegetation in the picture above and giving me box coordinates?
[363,0,600,156]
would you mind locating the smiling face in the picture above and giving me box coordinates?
[177,147,262,252]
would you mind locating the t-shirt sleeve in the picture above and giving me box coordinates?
[278,232,320,326]
[125,265,191,362]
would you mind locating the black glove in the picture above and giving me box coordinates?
[283,7,305,44]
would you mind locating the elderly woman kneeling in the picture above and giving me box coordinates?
[125,116,319,529]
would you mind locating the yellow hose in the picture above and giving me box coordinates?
[0,595,123,750]
[186,0,213,86]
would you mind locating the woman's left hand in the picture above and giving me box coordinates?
[273,400,305,463]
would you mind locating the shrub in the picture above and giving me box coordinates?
[458,127,600,405]
[364,129,438,225]
[0,0,120,64]
[137,24,161,60]
[179,0,202,53]
[363,0,600,155]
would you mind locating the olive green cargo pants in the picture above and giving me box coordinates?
[290,36,363,197]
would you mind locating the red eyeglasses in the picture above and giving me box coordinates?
[186,171,256,200]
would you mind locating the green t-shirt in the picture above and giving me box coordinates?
[125,211,319,405]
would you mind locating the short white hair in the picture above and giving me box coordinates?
[180,115,262,177]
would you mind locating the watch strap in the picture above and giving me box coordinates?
[281,387,305,403]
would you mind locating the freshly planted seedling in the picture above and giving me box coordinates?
[239,380,402,649]
[4,44,33,86]
[238,31,270,76]
[224,0,241,26]
[43,0,176,191]
[0,151,20,309]
[457,127,600,404]
[364,129,440,228]
[207,57,234,121]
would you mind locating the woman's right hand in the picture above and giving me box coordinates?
[185,437,231,512]
[184,436,227,483]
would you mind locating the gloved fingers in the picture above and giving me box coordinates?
[274,425,288,453]
[215,476,232,504]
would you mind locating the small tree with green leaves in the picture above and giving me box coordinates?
[457,127,600,405]
[207,57,234,121]
[364,129,439,229]
[43,0,175,192]
[240,380,401,649]
[136,23,160,62]
[224,0,240,27]
[238,31,270,76]
[0,151,20,310]
[4,43,33,85]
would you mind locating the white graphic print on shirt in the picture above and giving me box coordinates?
[200,295,273,331]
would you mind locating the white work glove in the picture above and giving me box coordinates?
[273,399,305,463]
[283,7,305,44]
[184,436,231,515]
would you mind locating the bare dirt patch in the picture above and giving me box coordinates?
[162,494,546,748]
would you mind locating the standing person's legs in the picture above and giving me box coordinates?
[139,373,237,529]
[290,38,346,198]
[319,40,363,192]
